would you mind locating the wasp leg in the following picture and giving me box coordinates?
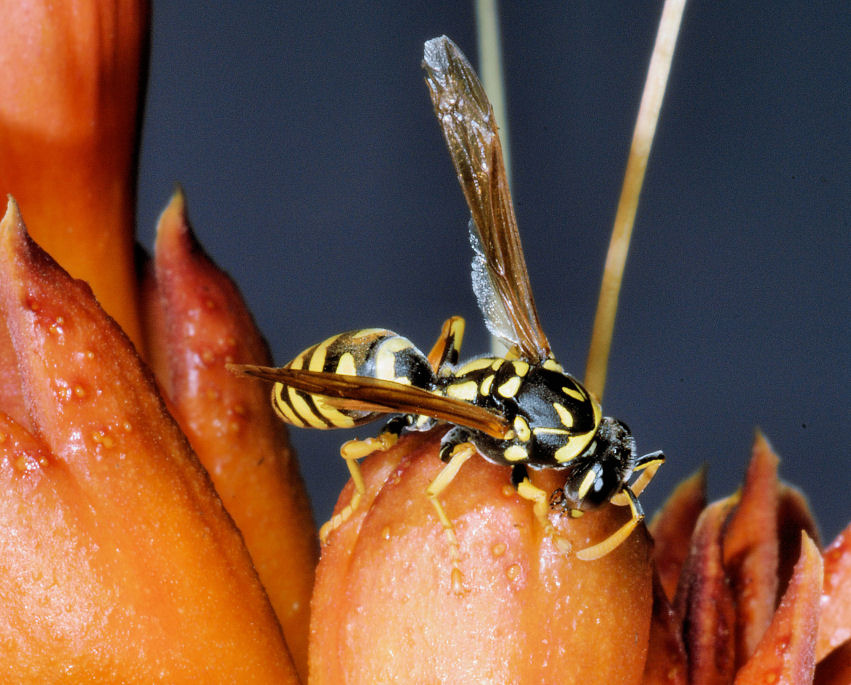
[426,441,476,594]
[427,316,465,374]
[575,486,645,561]
[319,419,410,542]
[610,450,665,506]
[514,468,573,555]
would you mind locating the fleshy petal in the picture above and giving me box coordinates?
[674,497,738,685]
[311,430,654,684]
[648,465,707,601]
[0,0,148,348]
[148,190,317,679]
[734,532,823,684]
[817,521,851,661]
[0,200,298,681]
[722,431,779,667]
[777,482,821,601]
[643,569,688,684]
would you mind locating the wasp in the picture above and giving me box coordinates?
[232,36,664,571]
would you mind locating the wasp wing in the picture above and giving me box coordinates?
[229,364,511,440]
[423,36,552,362]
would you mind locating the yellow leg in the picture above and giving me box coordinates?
[426,442,476,594]
[427,316,465,373]
[319,431,399,542]
[576,487,644,561]
[610,452,664,506]
[516,478,572,554]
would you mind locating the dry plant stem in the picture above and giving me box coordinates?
[584,0,687,400]
[475,0,513,357]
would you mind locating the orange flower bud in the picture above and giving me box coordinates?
[0,201,298,682]
[310,430,654,684]
[0,0,148,348]
[146,190,317,679]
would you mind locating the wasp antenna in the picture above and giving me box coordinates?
[584,0,687,401]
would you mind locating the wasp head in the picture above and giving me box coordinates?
[560,417,637,511]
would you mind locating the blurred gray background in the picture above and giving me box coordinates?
[137,2,849,542]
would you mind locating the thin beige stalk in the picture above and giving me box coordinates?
[584,0,687,400]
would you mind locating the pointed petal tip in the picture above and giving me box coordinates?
[0,195,23,236]
[154,186,196,257]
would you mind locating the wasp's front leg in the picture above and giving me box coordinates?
[513,464,573,555]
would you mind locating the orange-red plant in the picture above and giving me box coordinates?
[0,1,848,683]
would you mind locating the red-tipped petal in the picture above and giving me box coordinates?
[777,482,821,600]
[817,521,851,661]
[722,431,780,666]
[311,430,654,684]
[734,532,823,684]
[674,496,739,685]
[648,465,707,601]
[0,200,297,680]
[643,569,688,684]
[148,190,317,678]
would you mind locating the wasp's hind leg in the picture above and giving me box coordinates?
[425,427,477,593]
[427,316,465,373]
[319,415,413,542]
[513,465,573,555]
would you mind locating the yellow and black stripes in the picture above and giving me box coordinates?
[271,329,433,430]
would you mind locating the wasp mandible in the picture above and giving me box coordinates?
[232,36,664,568]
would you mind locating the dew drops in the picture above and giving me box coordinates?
[491,542,507,557]
[0,431,7,444]
[14,456,29,472]
[506,563,521,581]
[73,384,86,399]
[91,429,116,449]
[501,485,515,498]
[200,348,216,365]
[121,421,133,433]
[381,526,391,541]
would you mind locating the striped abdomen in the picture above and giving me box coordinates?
[271,329,435,429]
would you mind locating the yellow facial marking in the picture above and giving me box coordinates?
[513,415,531,442]
[497,375,522,398]
[512,360,530,376]
[561,385,587,402]
[335,352,357,376]
[576,468,598,500]
[503,444,528,462]
[543,359,563,372]
[446,380,479,401]
[480,374,495,396]
[456,357,494,375]
[553,402,574,428]
[376,337,413,380]
[490,358,505,371]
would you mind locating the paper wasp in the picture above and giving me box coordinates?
[232,36,664,573]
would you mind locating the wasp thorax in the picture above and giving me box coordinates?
[561,417,637,510]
